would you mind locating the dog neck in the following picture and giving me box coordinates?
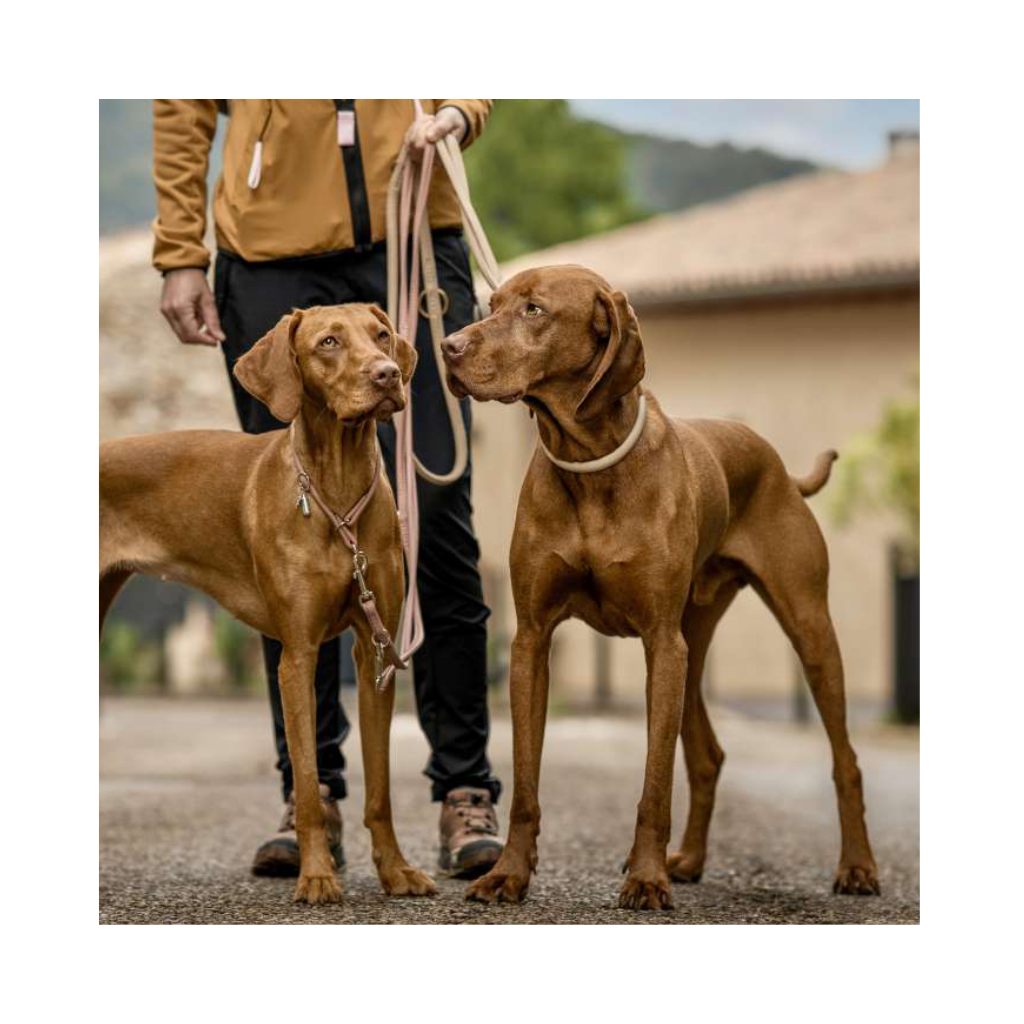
[289,400,379,513]
[526,385,644,469]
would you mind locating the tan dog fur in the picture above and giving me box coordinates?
[442,266,879,910]
[100,304,436,905]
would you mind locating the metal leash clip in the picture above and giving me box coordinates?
[372,637,387,689]
[296,473,312,518]
[352,549,372,601]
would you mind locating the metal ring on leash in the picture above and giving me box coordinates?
[419,286,449,319]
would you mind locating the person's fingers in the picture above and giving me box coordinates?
[426,116,451,142]
[408,116,434,155]
[406,112,463,159]
[161,303,193,345]
[199,287,226,343]
[160,302,180,337]
[176,300,217,346]
[427,109,464,143]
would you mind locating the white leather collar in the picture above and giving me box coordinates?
[539,394,647,474]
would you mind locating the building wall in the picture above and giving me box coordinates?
[469,292,919,709]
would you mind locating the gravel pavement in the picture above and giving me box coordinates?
[99,697,919,924]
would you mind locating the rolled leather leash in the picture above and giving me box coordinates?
[385,100,503,665]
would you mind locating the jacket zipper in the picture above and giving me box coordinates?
[333,99,373,251]
[247,102,273,189]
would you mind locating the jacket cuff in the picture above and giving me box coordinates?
[438,104,470,145]
[437,100,491,148]
[158,264,210,278]
[152,235,211,274]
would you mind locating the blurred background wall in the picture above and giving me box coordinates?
[99,99,919,721]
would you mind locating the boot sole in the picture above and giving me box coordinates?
[252,841,345,878]
[438,839,503,879]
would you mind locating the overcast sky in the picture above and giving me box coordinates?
[568,99,919,169]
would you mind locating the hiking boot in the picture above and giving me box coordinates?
[251,784,345,877]
[439,787,503,878]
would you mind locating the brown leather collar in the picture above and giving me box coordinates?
[288,423,405,690]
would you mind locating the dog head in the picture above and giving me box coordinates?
[441,265,644,422]
[234,304,417,426]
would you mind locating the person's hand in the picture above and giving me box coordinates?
[160,268,226,346]
[405,107,467,160]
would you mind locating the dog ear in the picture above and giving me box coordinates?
[233,311,305,423]
[393,333,418,384]
[574,289,645,422]
[368,305,418,384]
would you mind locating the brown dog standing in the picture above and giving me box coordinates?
[442,266,879,910]
[100,303,436,905]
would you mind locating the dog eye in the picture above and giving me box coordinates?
[319,336,339,349]
[524,304,544,318]
[377,330,390,344]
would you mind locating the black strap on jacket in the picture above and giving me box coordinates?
[333,100,373,252]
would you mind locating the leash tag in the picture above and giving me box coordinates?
[337,111,355,147]
[373,639,386,689]
[297,492,311,517]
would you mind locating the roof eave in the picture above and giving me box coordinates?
[628,266,920,311]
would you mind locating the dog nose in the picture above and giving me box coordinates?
[442,332,470,360]
[369,359,401,389]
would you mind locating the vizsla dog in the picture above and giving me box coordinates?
[100,303,436,905]
[442,266,879,910]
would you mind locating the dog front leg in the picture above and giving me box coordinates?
[352,630,435,898]
[278,640,344,905]
[620,629,688,910]
[466,627,551,905]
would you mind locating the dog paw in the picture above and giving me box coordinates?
[666,851,704,884]
[833,863,881,896]
[465,866,530,904]
[619,873,674,910]
[379,864,436,897]
[294,873,344,905]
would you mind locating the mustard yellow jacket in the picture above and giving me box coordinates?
[152,99,492,272]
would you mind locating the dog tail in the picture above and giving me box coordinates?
[792,449,838,497]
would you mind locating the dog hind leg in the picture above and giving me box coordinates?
[748,543,880,896]
[669,579,740,883]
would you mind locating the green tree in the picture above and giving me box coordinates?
[831,380,920,571]
[464,100,647,262]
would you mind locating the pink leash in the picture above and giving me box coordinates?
[390,100,436,666]
[388,99,502,668]
[287,103,499,691]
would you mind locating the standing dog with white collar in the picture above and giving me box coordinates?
[442,265,879,910]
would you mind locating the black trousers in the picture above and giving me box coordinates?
[214,232,500,804]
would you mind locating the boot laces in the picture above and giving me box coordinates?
[450,791,497,834]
